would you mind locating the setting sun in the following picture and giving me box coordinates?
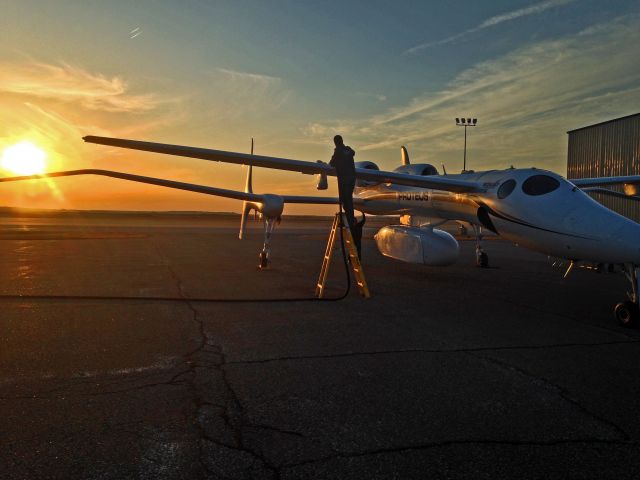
[1,141,47,176]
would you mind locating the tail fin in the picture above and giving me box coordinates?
[401,146,410,166]
[245,168,253,195]
[239,139,254,240]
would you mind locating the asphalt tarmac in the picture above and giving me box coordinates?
[2,213,640,479]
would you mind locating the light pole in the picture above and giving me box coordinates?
[455,117,477,172]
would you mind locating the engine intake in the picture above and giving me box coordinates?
[355,161,380,187]
[374,225,459,266]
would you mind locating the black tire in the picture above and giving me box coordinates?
[259,252,269,269]
[614,301,639,327]
[477,252,489,268]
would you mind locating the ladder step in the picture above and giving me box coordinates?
[317,212,370,299]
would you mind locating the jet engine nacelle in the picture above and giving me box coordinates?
[374,225,459,266]
[355,161,380,171]
[355,161,380,187]
[393,164,439,176]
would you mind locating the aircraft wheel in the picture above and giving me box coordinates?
[476,252,489,268]
[258,251,269,269]
[614,301,639,327]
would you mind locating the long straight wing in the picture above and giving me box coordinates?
[0,169,263,201]
[83,136,483,193]
[0,169,338,204]
[570,175,640,187]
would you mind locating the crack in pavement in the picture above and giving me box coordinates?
[278,437,640,470]
[244,423,305,438]
[0,370,190,400]
[156,243,284,479]
[7,238,632,477]
[156,261,636,478]
[0,357,181,387]
[221,340,637,472]
[466,351,630,441]
[225,339,640,366]
[500,297,640,340]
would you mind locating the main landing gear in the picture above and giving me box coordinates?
[472,224,489,268]
[614,265,640,327]
[258,216,278,269]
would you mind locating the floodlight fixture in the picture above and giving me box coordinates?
[455,116,479,172]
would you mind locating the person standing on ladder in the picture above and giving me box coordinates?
[330,135,356,227]
[329,135,363,256]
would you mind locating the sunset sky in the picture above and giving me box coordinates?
[1,0,639,214]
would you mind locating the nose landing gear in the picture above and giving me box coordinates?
[473,224,489,268]
[476,246,489,268]
[615,265,640,327]
[258,251,269,269]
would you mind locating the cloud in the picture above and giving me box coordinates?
[214,67,291,112]
[216,68,281,85]
[356,91,387,102]
[405,0,578,54]
[0,59,186,184]
[305,15,640,172]
[195,67,292,127]
[0,61,161,112]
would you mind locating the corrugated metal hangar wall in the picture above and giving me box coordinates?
[567,113,640,223]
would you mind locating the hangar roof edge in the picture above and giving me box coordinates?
[567,112,640,134]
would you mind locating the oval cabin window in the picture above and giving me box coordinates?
[522,175,560,196]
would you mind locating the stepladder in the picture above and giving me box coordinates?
[316,213,370,298]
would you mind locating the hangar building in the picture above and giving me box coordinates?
[567,113,640,223]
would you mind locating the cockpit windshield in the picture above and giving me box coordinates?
[522,175,560,196]
[497,179,516,199]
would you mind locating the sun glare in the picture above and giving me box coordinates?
[1,141,47,176]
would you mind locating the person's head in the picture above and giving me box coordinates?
[333,135,344,147]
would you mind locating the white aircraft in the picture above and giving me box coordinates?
[1,135,639,326]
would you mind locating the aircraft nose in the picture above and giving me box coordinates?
[613,221,640,264]
[564,197,640,264]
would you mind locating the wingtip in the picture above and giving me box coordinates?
[83,135,108,143]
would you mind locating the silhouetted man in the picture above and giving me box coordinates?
[330,135,365,256]
[329,135,356,229]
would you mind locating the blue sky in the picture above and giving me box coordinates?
[0,0,639,212]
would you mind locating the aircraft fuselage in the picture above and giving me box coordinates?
[355,167,640,264]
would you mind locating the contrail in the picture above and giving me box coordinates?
[405,0,578,54]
